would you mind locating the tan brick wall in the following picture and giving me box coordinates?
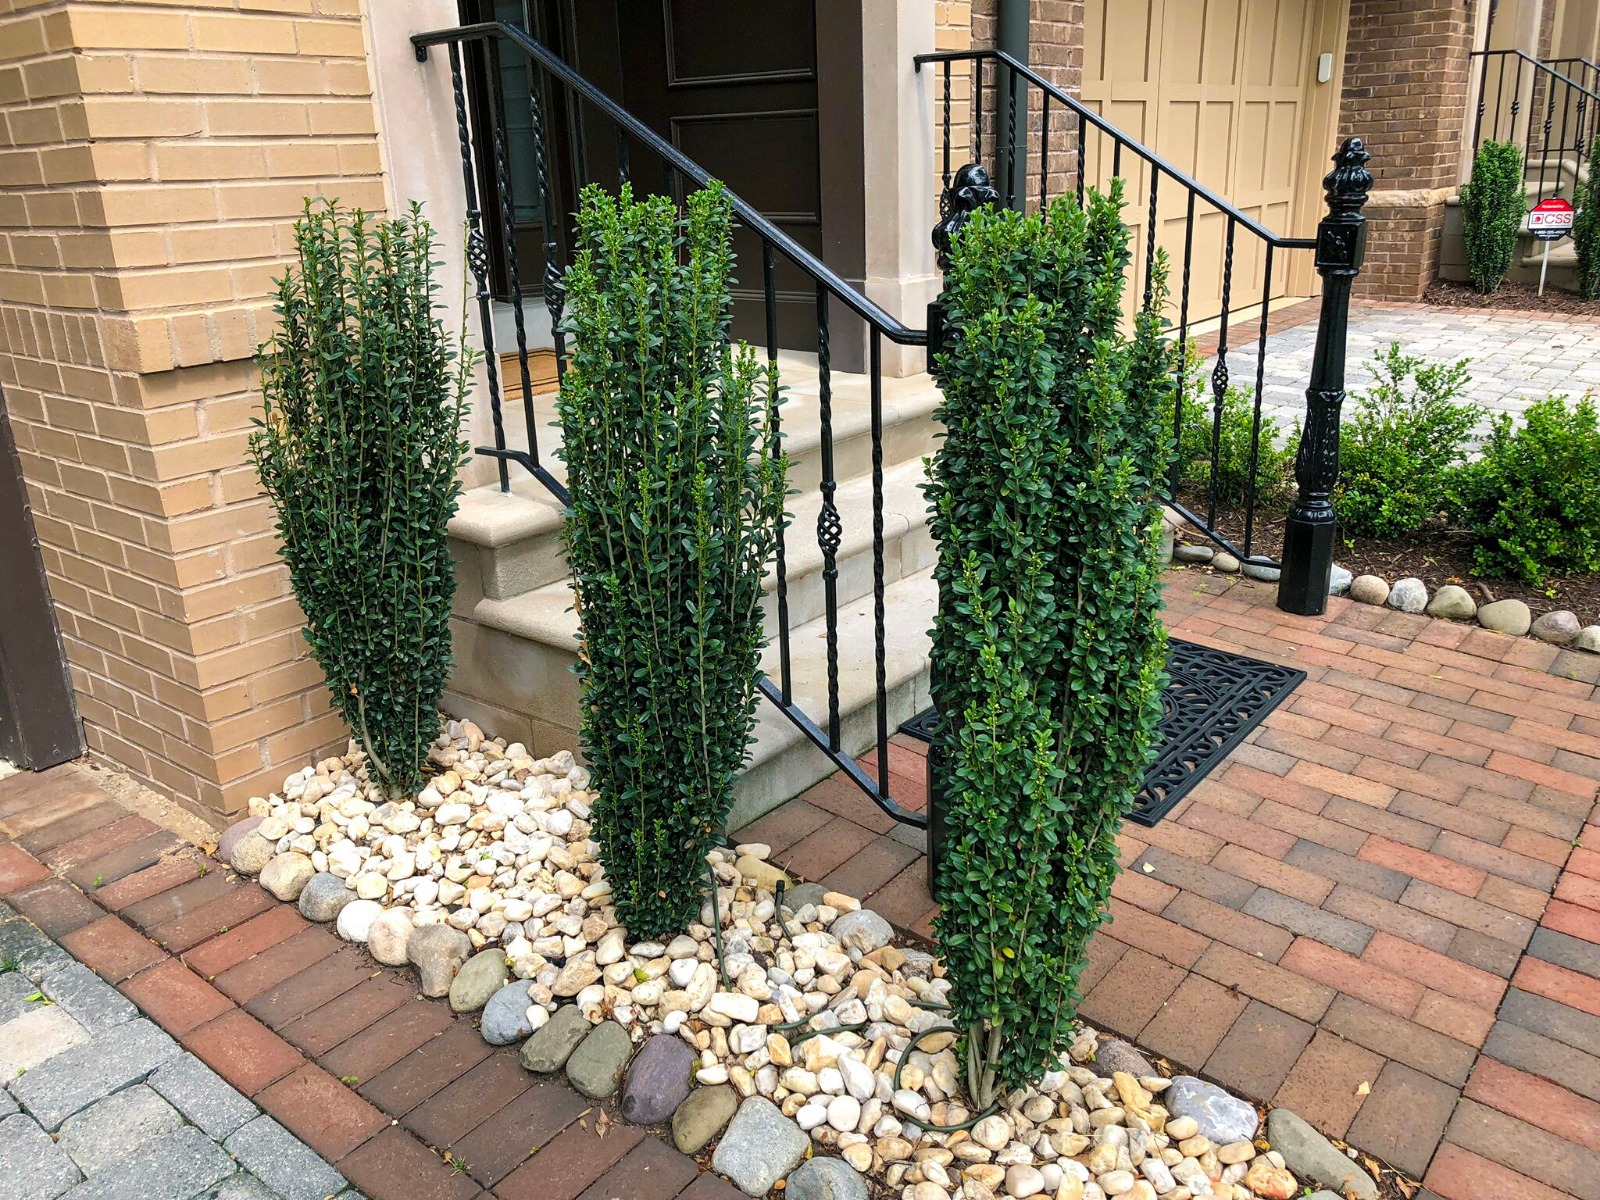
[0,0,385,823]
[1337,0,1480,299]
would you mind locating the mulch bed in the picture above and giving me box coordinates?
[1179,494,1600,628]
[1422,279,1600,317]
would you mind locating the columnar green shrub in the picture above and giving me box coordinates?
[251,201,471,799]
[926,185,1174,1100]
[558,183,787,941]
[1452,395,1600,584]
[1335,342,1476,537]
[1460,140,1526,295]
[1574,136,1600,299]
[1165,345,1294,506]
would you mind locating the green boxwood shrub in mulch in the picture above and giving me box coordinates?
[924,183,1175,1102]
[1460,139,1527,295]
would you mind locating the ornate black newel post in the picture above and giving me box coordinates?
[924,164,999,898]
[1277,137,1372,616]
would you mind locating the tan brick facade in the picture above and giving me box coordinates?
[1337,0,1481,300]
[0,0,384,823]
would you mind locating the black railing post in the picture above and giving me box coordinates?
[1278,137,1371,617]
[924,163,1000,897]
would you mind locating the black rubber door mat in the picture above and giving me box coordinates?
[898,638,1305,826]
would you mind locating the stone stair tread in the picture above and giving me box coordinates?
[470,567,936,773]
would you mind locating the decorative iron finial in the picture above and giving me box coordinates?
[932,163,1001,271]
[1322,137,1372,216]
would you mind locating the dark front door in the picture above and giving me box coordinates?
[609,0,825,347]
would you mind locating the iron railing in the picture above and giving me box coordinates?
[413,20,929,829]
[915,48,1319,567]
[412,23,1366,833]
[1472,49,1600,197]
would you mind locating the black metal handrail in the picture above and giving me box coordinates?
[915,48,1316,566]
[412,20,926,828]
[1472,49,1600,198]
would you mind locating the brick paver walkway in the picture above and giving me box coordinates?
[1223,300,1600,442]
[735,570,1600,1198]
[0,768,742,1200]
[0,896,354,1200]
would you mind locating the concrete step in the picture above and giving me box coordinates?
[446,566,936,830]
[450,356,943,606]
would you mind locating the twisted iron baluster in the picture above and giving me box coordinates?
[1208,218,1236,531]
[1005,63,1018,209]
[617,128,630,187]
[1143,169,1159,311]
[1242,242,1274,560]
[1076,108,1087,204]
[765,245,792,705]
[941,61,952,192]
[815,285,842,751]
[1171,190,1196,495]
[869,330,888,799]
[449,42,508,492]
[1039,94,1049,210]
[525,69,567,383]
[487,39,538,470]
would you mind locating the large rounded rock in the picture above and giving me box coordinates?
[520,1004,592,1073]
[1242,557,1280,583]
[1212,552,1240,574]
[1531,609,1581,645]
[259,852,314,901]
[1328,564,1353,596]
[335,898,382,943]
[1174,544,1214,565]
[218,817,264,864]
[1165,1076,1259,1145]
[711,1096,809,1196]
[620,1034,695,1125]
[450,950,509,1013]
[1576,625,1600,653]
[1266,1108,1377,1200]
[565,1020,631,1100]
[298,872,354,922]
[1478,598,1532,636]
[1426,584,1477,621]
[1092,1039,1156,1080]
[786,1156,868,1200]
[481,981,537,1046]
[366,908,414,965]
[229,832,275,877]
[1348,575,1389,606]
[831,909,893,956]
[408,924,471,998]
[1386,577,1427,614]
[673,1083,737,1154]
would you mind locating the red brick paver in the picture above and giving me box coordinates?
[737,573,1600,1191]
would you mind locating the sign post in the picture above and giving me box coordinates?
[1529,197,1575,296]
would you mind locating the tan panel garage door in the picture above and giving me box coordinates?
[1082,0,1326,326]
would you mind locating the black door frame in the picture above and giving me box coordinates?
[0,389,83,771]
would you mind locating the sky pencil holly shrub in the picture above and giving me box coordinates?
[251,201,471,800]
[925,184,1174,1102]
[558,183,788,941]
[1460,139,1526,295]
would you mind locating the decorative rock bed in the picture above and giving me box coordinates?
[227,723,1390,1200]
[1174,539,1600,652]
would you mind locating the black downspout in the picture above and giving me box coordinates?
[997,0,1029,210]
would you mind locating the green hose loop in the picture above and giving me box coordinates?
[889,1025,1000,1133]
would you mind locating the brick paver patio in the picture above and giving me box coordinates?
[0,768,743,1200]
[735,569,1600,1199]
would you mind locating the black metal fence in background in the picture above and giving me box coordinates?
[412,22,1366,833]
[1472,49,1600,197]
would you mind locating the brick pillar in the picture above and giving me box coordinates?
[1337,0,1480,300]
[0,1,386,822]
[966,0,1085,203]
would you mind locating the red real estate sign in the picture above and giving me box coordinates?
[1529,197,1575,241]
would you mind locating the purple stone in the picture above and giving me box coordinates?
[619,1033,695,1126]
[217,816,263,863]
